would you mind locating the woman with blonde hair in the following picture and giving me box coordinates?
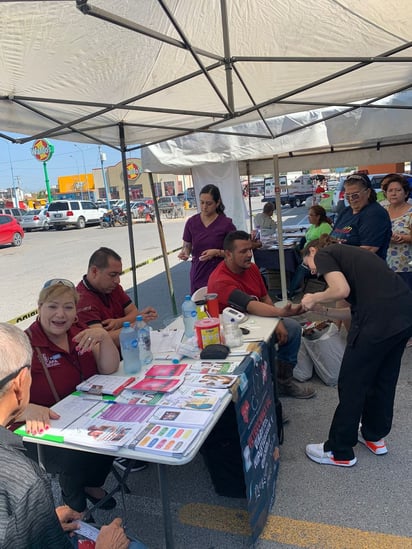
[22,279,120,513]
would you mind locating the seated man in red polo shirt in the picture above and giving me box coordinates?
[208,230,315,399]
[76,246,158,473]
[76,247,157,349]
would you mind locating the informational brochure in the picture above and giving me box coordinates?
[145,363,189,377]
[150,406,213,428]
[183,373,238,389]
[186,361,241,375]
[127,423,200,456]
[159,385,227,411]
[129,377,184,393]
[116,390,165,406]
[76,374,136,395]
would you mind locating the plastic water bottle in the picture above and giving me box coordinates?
[135,315,153,365]
[223,317,243,348]
[182,295,197,338]
[119,321,141,374]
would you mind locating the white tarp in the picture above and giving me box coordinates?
[1,0,412,163]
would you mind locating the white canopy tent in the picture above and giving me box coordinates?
[1,0,412,309]
[1,0,412,152]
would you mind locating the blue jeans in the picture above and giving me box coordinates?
[274,317,301,366]
[288,263,308,295]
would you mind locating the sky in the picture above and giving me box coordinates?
[0,135,135,194]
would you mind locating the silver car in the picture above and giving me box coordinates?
[21,208,50,231]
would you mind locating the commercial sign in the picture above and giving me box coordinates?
[31,139,54,162]
[127,162,141,181]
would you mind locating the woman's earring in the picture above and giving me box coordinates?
[74,315,79,323]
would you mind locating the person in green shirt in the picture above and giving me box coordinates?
[288,206,332,297]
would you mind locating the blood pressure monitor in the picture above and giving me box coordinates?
[222,307,247,324]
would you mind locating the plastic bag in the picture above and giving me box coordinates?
[302,323,346,386]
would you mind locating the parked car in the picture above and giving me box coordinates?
[130,201,155,221]
[0,207,26,224]
[21,208,50,232]
[177,192,196,208]
[47,200,107,229]
[157,196,185,218]
[0,214,24,246]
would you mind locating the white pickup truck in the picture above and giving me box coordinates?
[262,175,315,207]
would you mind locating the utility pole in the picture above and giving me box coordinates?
[74,144,91,201]
[99,146,111,209]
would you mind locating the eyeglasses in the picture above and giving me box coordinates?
[0,364,30,391]
[43,279,75,289]
[344,189,368,201]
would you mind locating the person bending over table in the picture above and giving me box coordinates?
[76,247,158,349]
[21,279,120,513]
[0,323,146,549]
[301,235,412,467]
[208,230,315,399]
[178,184,236,293]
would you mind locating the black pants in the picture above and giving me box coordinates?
[324,326,412,460]
[24,442,113,512]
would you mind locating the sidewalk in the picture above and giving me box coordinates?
[50,260,412,548]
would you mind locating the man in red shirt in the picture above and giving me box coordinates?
[76,247,157,348]
[208,231,315,399]
[76,246,157,473]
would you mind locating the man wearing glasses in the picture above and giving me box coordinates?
[330,173,391,259]
[0,323,133,548]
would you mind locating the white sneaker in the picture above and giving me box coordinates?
[358,433,388,455]
[306,443,357,467]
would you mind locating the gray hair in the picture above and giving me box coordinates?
[0,323,32,395]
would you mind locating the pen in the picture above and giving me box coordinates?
[112,376,136,395]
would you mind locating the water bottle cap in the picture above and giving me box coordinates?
[123,321,130,327]
[184,295,192,301]
[136,315,143,321]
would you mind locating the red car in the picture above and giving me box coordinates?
[0,214,24,246]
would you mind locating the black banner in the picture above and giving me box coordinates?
[234,342,280,542]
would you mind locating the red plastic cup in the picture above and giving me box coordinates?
[205,293,220,318]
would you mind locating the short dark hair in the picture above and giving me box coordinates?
[381,173,410,200]
[200,184,225,214]
[263,202,275,215]
[223,230,250,251]
[88,247,121,270]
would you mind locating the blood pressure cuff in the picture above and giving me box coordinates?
[227,289,257,313]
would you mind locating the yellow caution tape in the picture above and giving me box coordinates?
[7,247,181,325]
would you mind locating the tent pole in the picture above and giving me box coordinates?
[246,161,253,233]
[119,124,138,306]
[273,156,288,304]
[149,172,178,317]
[220,0,234,111]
